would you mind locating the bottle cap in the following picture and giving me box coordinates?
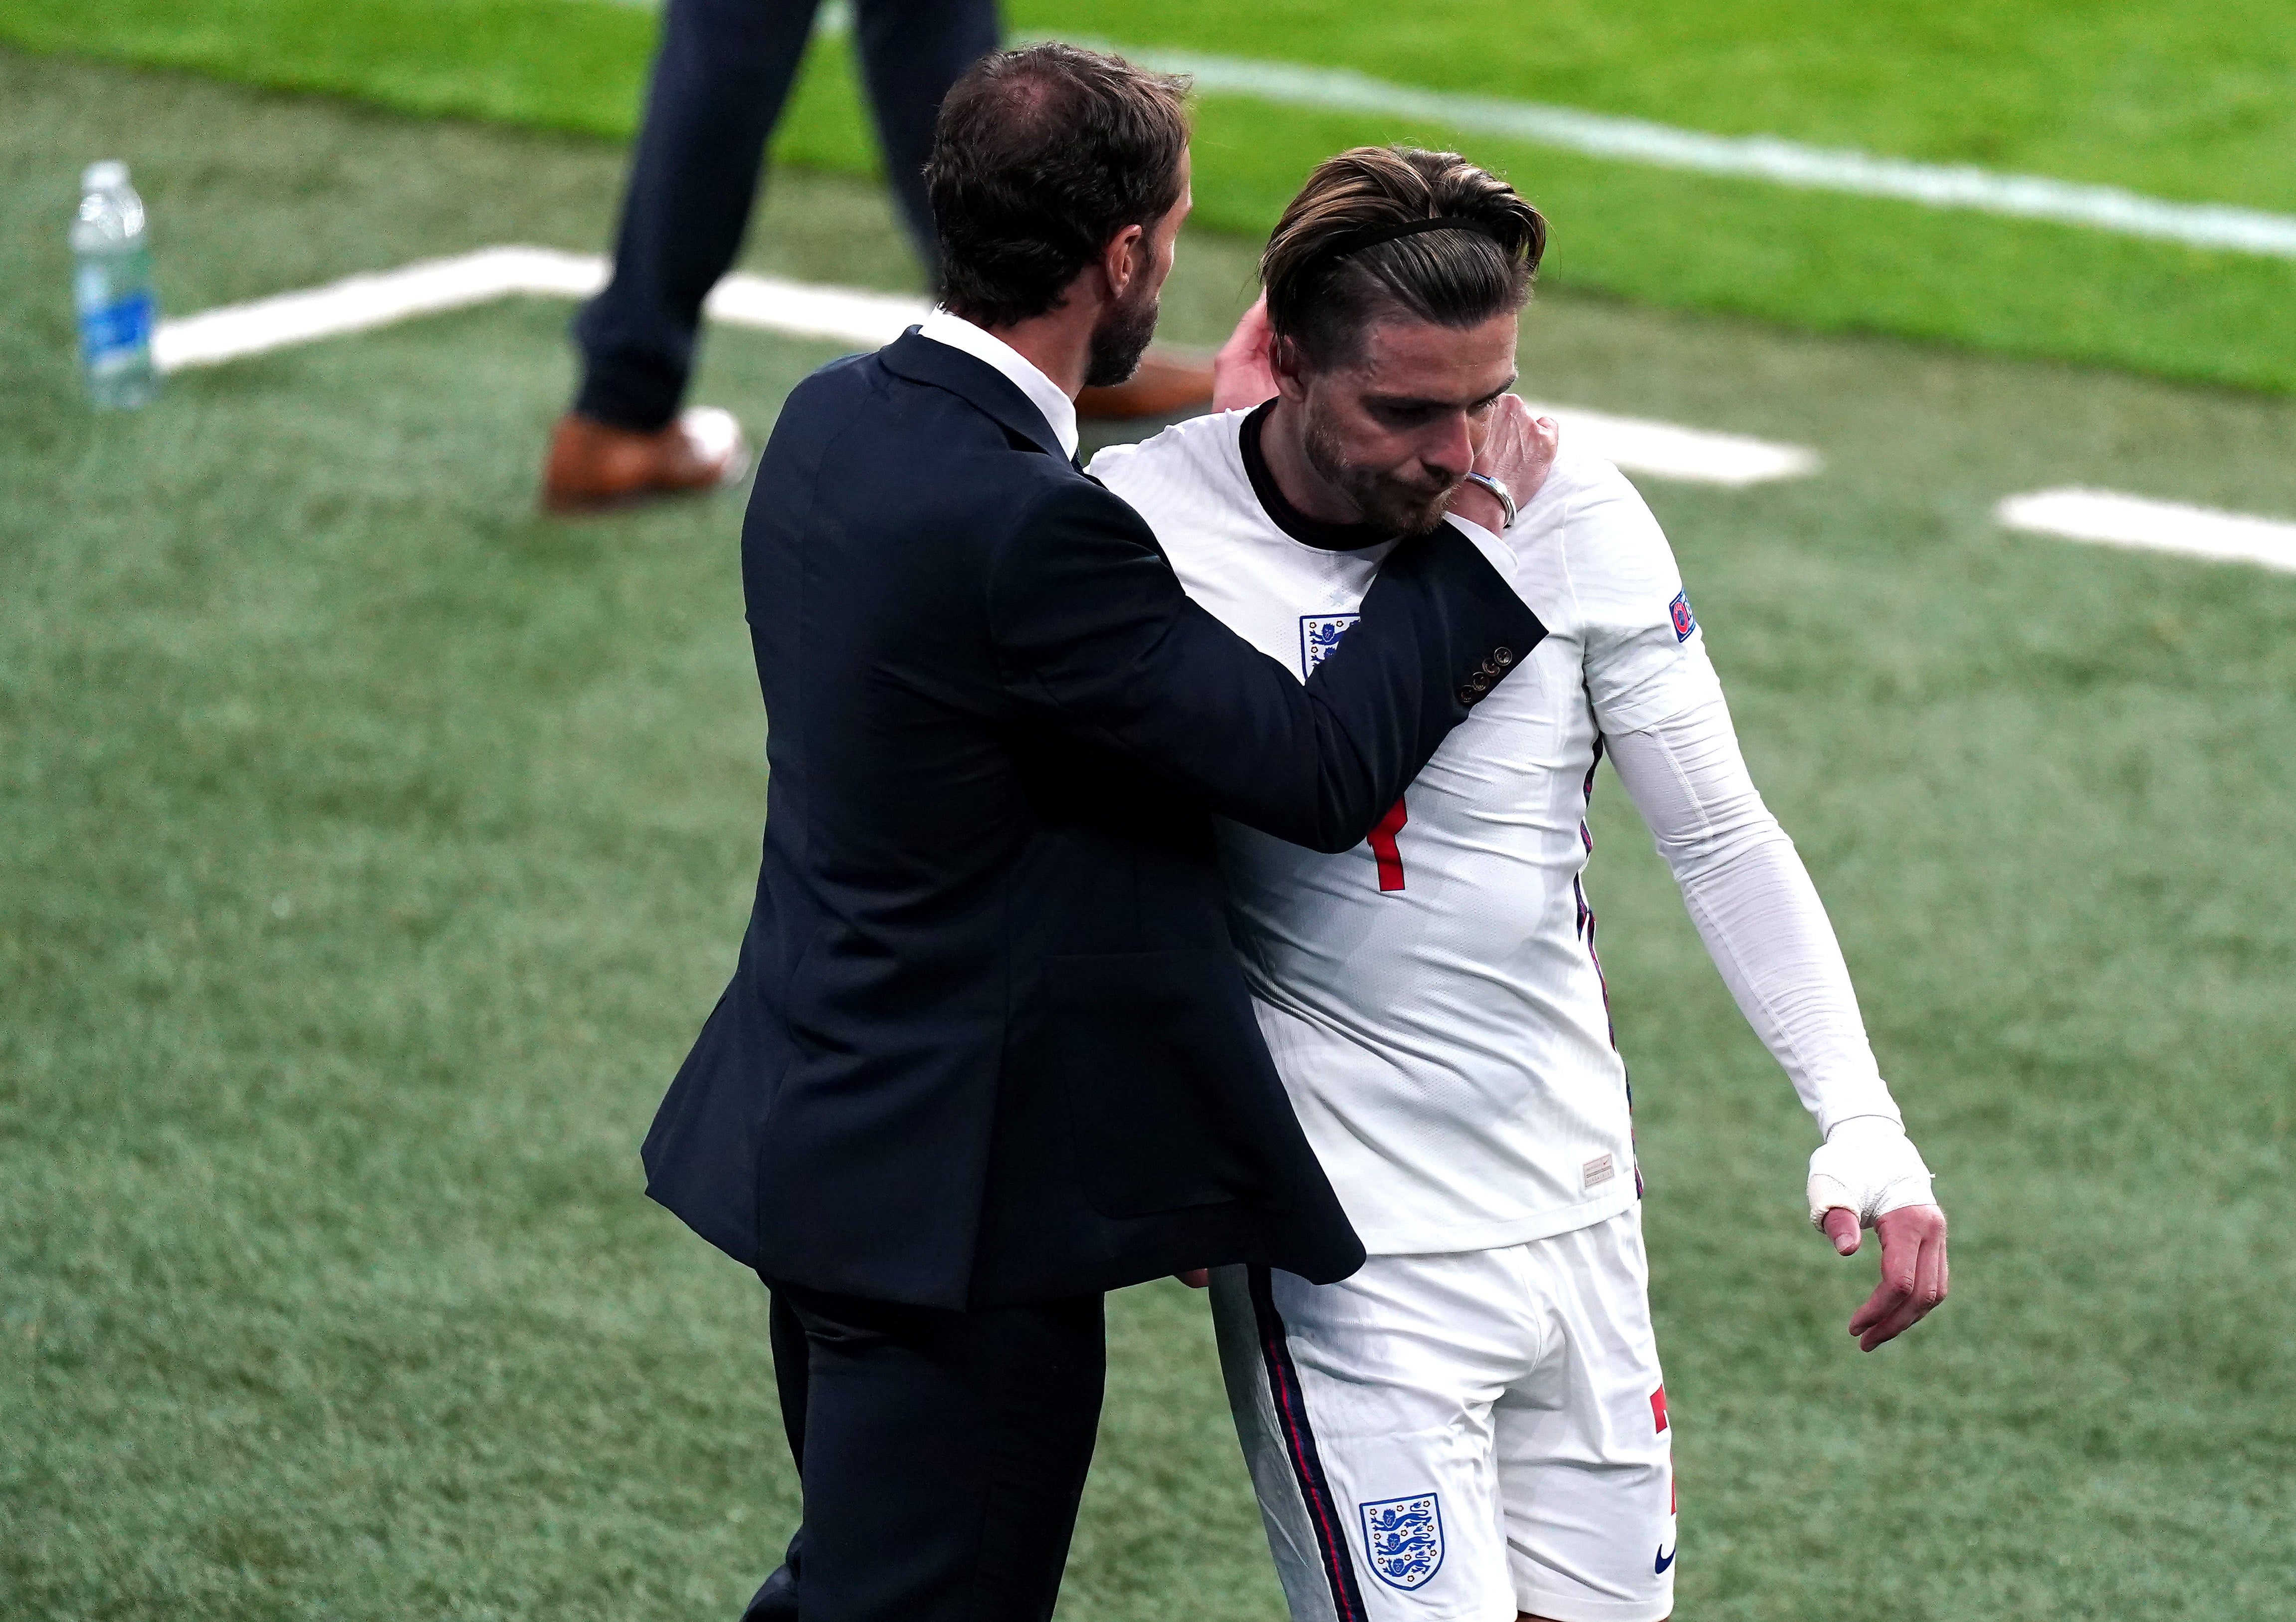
[82,160,130,192]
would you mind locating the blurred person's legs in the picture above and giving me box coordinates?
[549,0,999,510]
[852,0,1002,272]
[574,0,819,438]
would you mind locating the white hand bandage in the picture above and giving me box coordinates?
[1806,1116,1936,1230]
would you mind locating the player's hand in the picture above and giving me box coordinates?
[1809,1117,1947,1351]
[1174,1269,1210,1288]
[1213,295,1279,411]
[1827,1203,1948,1351]
[1449,395,1559,531]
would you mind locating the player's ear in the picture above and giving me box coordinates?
[1270,332,1311,399]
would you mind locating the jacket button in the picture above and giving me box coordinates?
[1493,647,1515,668]
[1458,684,1481,705]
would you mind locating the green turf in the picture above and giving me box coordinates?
[6,49,2296,1622]
[6,0,2296,397]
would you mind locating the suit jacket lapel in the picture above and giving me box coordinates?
[879,328,1071,463]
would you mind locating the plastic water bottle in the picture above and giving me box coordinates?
[71,160,159,409]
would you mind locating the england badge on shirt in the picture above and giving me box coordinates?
[1359,1492,1444,1590]
[1300,613,1360,676]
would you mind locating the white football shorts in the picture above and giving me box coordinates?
[1209,1209,1676,1622]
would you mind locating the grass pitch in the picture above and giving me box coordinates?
[5,0,2296,396]
[5,49,2296,1622]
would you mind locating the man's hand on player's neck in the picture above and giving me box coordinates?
[1256,309,1552,535]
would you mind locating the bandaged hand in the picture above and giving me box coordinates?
[1808,1116,1948,1351]
[1807,1115,1934,1231]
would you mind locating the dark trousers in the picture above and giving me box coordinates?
[742,1283,1106,1622]
[573,0,1001,431]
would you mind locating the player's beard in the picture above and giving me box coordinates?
[1083,282,1161,389]
[1301,395,1458,537]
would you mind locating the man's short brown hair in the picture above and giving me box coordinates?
[927,44,1191,328]
[1261,147,1547,369]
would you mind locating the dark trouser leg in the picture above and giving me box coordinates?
[574,0,823,432]
[740,1288,812,1622]
[766,1284,1106,1622]
[849,0,1004,286]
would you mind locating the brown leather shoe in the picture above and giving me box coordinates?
[541,406,750,514]
[1076,349,1214,421]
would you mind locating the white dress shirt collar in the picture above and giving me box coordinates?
[916,306,1080,462]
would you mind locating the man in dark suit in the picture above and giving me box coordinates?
[641,42,1554,1622]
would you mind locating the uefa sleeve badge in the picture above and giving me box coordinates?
[1669,590,1697,642]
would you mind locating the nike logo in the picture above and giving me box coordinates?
[1654,1545,1676,1575]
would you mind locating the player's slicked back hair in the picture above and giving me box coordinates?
[928,44,1191,328]
[1262,146,1546,370]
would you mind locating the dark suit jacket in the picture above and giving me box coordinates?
[642,330,1546,1308]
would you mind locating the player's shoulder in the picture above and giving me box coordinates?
[1523,436,1653,531]
[1518,433,1679,597]
[1086,407,1252,508]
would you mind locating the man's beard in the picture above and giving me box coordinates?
[1083,285,1161,389]
[1301,397,1457,536]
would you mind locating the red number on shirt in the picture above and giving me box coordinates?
[1368,796,1408,892]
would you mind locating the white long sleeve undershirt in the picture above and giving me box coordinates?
[1604,694,1902,1139]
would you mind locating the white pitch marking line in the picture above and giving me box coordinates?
[153,246,606,371]
[1522,401,1819,487]
[611,1,2296,257]
[701,271,929,347]
[1105,46,2296,260]
[153,245,932,373]
[1997,488,2296,573]
[149,245,1813,486]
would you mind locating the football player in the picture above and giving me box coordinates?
[1087,146,1948,1622]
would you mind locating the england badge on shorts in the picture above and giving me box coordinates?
[1300,613,1360,677]
[1359,1492,1444,1590]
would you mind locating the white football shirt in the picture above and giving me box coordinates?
[1091,406,1724,1254]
